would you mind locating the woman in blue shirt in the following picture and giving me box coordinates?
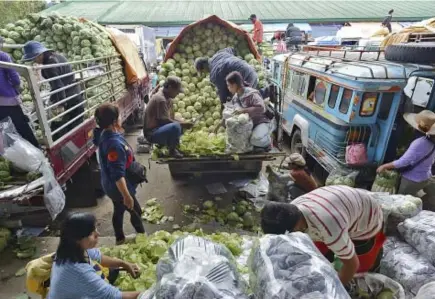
[48,212,142,299]
[93,103,145,244]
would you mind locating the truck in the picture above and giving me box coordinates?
[0,14,151,222]
[153,15,286,178]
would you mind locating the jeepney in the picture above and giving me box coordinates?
[279,47,435,183]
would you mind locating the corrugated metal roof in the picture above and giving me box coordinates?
[44,0,435,26]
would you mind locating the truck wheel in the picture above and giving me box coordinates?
[385,43,435,64]
[290,129,306,157]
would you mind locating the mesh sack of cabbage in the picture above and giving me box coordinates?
[265,164,292,202]
[152,235,249,299]
[397,210,435,265]
[371,193,422,236]
[325,168,358,187]
[380,237,435,297]
[248,233,350,299]
[348,273,405,299]
[225,113,253,154]
[415,282,435,299]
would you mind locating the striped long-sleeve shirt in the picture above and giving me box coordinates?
[292,185,383,260]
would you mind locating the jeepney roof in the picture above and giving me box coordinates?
[288,51,435,82]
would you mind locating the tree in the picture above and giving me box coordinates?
[0,1,47,28]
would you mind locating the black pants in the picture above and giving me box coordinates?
[0,105,39,148]
[106,190,145,242]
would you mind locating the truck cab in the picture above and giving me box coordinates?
[280,49,435,176]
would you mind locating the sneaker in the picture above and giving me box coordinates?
[169,149,183,158]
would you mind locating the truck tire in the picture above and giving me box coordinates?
[385,43,435,64]
[290,129,307,157]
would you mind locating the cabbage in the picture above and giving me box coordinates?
[177,101,185,109]
[186,106,195,113]
[212,111,221,120]
[194,102,202,111]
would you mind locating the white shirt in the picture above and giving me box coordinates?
[292,185,383,259]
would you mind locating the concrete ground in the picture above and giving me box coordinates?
[0,128,276,298]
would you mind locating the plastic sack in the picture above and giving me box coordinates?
[222,102,239,120]
[225,113,253,154]
[325,168,358,187]
[345,143,368,165]
[371,170,399,194]
[415,282,435,299]
[397,210,435,265]
[371,193,422,236]
[154,235,248,299]
[380,237,435,297]
[0,117,65,219]
[265,164,292,202]
[248,233,350,299]
[348,273,405,299]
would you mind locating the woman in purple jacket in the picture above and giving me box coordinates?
[377,110,435,210]
[0,37,39,147]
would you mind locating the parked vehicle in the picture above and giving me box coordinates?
[275,47,435,184]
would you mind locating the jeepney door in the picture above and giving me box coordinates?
[405,76,434,110]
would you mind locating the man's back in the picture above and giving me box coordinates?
[144,89,171,132]
[292,185,383,240]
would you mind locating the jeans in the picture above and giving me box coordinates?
[0,105,39,148]
[105,189,145,242]
[251,121,275,148]
[148,122,182,149]
[399,176,435,211]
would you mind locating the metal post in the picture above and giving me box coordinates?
[26,67,54,146]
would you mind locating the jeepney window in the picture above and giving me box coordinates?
[360,92,379,117]
[290,71,307,97]
[339,88,353,114]
[328,85,340,108]
[378,93,394,120]
[314,80,327,106]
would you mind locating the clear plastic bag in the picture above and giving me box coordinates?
[349,273,405,299]
[154,235,248,299]
[225,113,253,154]
[248,233,350,299]
[265,164,292,202]
[380,237,435,297]
[397,210,435,265]
[0,117,65,219]
[415,282,435,299]
[325,168,358,187]
[371,193,422,236]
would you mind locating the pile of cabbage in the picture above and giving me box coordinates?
[157,21,266,155]
[100,230,244,292]
[0,13,127,141]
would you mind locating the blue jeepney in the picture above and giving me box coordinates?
[279,49,435,176]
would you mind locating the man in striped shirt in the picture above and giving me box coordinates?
[261,185,385,285]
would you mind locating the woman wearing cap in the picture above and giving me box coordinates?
[377,110,435,208]
[287,153,317,194]
[22,41,84,140]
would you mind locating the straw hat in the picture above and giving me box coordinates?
[403,110,435,135]
[285,153,306,167]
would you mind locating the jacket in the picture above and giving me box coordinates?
[41,52,84,113]
[0,51,20,98]
[231,87,269,125]
[209,48,258,103]
[93,128,136,197]
[285,25,303,44]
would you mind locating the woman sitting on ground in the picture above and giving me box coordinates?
[47,212,143,299]
[286,153,317,194]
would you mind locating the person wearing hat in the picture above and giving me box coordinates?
[286,153,317,193]
[22,41,84,140]
[249,14,264,44]
[0,37,39,147]
[377,110,435,208]
[143,76,192,158]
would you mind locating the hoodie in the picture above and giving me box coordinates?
[93,128,136,197]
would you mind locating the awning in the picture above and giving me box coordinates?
[340,22,404,39]
[310,24,342,38]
